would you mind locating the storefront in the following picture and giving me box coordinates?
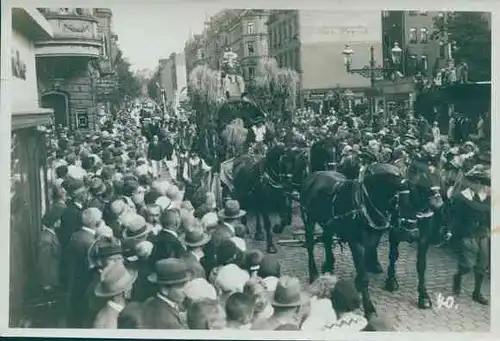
[378,77,416,121]
[10,8,54,327]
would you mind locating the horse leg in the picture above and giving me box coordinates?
[303,209,319,283]
[417,217,433,309]
[364,232,383,274]
[263,211,277,254]
[253,210,264,241]
[384,229,400,292]
[273,194,292,234]
[349,240,377,319]
[322,227,335,274]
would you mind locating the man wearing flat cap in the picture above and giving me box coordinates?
[118,258,190,329]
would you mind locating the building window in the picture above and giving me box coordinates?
[382,11,390,18]
[75,8,84,15]
[409,28,417,44]
[247,22,254,34]
[409,11,418,16]
[288,23,293,40]
[284,23,288,42]
[420,28,428,43]
[247,41,255,56]
[409,54,417,72]
[248,66,255,78]
[421,55,428,71]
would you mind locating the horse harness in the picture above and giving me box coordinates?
[325,165,406,232]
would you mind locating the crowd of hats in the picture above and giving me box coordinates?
[39,102,487,330]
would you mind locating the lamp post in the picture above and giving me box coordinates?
[344,89,354,114]
[342,42,402,125]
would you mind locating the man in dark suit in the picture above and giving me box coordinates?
[59,178,88,248]
[203,200,246,276]
[150,209,185,264]
[148,135,164,179]
[66,207,101,327]
[37,206,65,327]
[118,258,190,329]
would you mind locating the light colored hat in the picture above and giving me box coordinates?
[215,264,250,293]
[67,165,87,181]
[82,207,103,228]
[230,236,246,252]
[262,276,279,292]
[155,196,172,211]
[181,224,211,248]
[111,199,129,218]
[121,214,150,240]
[94,261,137,298]
[96,224,114,238]
[185,278,217,301]
[271,276,307,308]
[135,240,154,259]
[201,212,219,230]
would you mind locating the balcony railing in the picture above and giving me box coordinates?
[35,10,102,58]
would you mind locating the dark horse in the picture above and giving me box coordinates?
[300,163,409,317]
[383,158,446,309]
[222,144,293,253]
[309,137,338,172]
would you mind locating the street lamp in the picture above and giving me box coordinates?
[341,42,402,125]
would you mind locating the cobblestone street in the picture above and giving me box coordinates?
[247,203,491,332]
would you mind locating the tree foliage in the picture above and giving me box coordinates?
[111,47,142,106]
[147,68,161,102]
[248,58,300,122]
[187,65,223,128]
[431,12,491,81]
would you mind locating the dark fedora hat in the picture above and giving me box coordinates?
[271,276,306,308]
[65,178,87,196]
[90,177,107,196]
[148,258,190,286]
[218,200,246,220]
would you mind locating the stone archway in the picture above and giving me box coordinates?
[41,91,69,130]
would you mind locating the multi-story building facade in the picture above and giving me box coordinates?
[184,33,205,78]
[158,52,187,113]
[267,10,383,104]
[184,9,270,82]
[35,7,115,132]
[382,11,445,78]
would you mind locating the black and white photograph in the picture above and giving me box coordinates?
[4,1,495,337]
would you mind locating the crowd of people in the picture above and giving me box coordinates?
[38,104,399,331]
[34,97,489,330]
